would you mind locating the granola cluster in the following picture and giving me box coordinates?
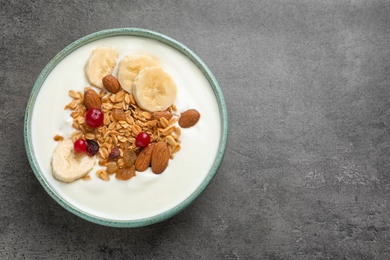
[64,87,181,180]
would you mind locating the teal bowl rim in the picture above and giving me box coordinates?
[24,28,228,228]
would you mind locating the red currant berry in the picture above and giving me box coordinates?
[74,138,87,153]
[135,132,151,148]
[85,108,104,128]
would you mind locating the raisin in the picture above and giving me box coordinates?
[86,140,99,156]
[112,109,127,121]
[108,147,120,160]
[123,149,137,167]
[115,165,136,180]
[106,163,119,175]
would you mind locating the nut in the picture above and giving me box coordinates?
[96,170,110,181]
[178,109,200,128]
[151,141,170,174]
[152,111,173,121]
[102,75,121,94]
[135,144,155,172]
[84,89,101,110]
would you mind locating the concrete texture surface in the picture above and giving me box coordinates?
[2,0,390,259]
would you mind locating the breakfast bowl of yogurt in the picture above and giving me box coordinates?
[24,28,228,227]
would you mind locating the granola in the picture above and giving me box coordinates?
[65,87,181,180]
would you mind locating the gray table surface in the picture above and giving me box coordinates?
[2,0,390,259]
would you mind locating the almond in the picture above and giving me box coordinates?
[152,111,173,121]
[135,144,154,172]
[102,75,121,94]
[151,141,170,174]
[178,109,200,128]
[84,89,101,110]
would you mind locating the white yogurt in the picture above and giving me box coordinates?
[31,36,221,221]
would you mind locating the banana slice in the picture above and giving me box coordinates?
[85,46,119,89]
[51,139,96,183]
[117,53,160,94]
[132,66,177,112]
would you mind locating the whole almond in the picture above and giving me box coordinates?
[135,144,154,172]
[152,111,173,121]
[102,75,121,94]
[151,141,170,174]
[178,109,200,128]
[84,89,101,110]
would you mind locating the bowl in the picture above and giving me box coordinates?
[24,28,228,227]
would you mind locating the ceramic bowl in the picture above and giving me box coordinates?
[24,28,228,227]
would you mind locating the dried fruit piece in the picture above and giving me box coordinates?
[102,75,121,94]
[84,89,101,110]
[178,109,200,128]
[135,144,154,172]
[108,147,120,160]
[86,140,99,156]
[116,165,136,180]
[151,141,170,174]
[112,108,127,121]
[106,163,119,174]
[123,149,137,167]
